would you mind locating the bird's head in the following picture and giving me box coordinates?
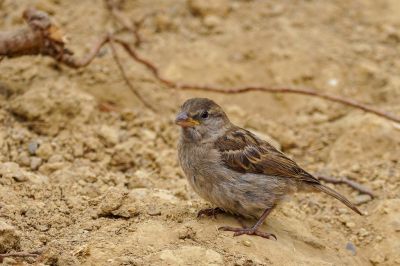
[175,98,230,142]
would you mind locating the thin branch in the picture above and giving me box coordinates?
[103,0,400,123]
[109,37,155,111]
[318,175,375,198]
[2,6,400,123]
[105,0,143,46]
[115,39,400,123]
[0,7,108,68]
[60,35,109,68]
[0,8,151,109]
[0,251,40,262]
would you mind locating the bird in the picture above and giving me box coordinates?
[176,97,362,240]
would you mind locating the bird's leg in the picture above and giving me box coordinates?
[218,207,277,240]
[197,207,225,219]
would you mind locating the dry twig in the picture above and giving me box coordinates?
[105,0,146,46]
[0,7,107,67]
[318,175,375,198]
[0,251,40,263]
[108,37,155,111]
[105,3,400,124]
[1,6,399,123]
[0,8,149,108]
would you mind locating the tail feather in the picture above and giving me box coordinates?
[313,184,363,215]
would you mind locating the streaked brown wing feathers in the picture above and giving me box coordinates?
[215,127,320,184]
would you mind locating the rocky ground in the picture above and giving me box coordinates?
[0,0,399,265]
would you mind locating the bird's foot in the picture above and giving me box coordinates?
[197,207,225,219]
[218,226,277,240]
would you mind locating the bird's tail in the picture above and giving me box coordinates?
[313,184,363,215]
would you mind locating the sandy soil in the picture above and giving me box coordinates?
[0,0,400,265]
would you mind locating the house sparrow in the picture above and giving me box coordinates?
[176,98,362,240]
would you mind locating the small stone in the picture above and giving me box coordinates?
[147,206,161,216]
[98,188,127,216]
[28,141,39,155]
[155,14,174,32]
[36,142,53,160]
[0,162,26,182]
[358,228,369,237]
[141,129,157,141]
[369,254,385,264]
[351,164,361,173]
[346,222,356,228]
[17,152,31,167]
[177,226,196,240]
[98,125,119,145]
[187,0,230,18]
[354,194,372,205]
[328,78,338,87]
[48,154,63,163]
[391,219,400,232]
[38,162,66,174]
[0,220,21,253]
[203,15,221,28]
[242,240,251,247]
[30,156,42,170]
[345,242,356,255]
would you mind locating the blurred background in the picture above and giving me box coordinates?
[0,0,399,265]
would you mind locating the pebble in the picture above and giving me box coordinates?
[48,154,64,163]
[187,0,230,17]
[30,157,42,170]
[18,152,31,167]
[203,15,221,28]
[36,142,53,160]
[0,162,26,182]
[98,187,126,215]
[345,242,356,256]
[177,226,196,240]
[147,207,161,216]
[391,219,400,232]
[354,194,372,205]
[98,125,119,145]
[369,254,385,264]
[28,141,40,155]
[155,14,174,32]
[242,240,251,247]
[346,222,356,228]
[328,78,338,87]
[358,228,369,237]
[0,220,21,253]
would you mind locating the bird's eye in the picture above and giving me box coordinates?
[200,111,209,119]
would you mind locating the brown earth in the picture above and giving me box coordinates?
[0,0,400,265]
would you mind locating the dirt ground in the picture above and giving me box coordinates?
[1,0,400,265]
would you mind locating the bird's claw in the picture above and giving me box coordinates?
[218,226,277,240]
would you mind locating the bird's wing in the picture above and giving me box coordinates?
[215,127,320,184]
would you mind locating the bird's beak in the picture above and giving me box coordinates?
[175,112,199,127]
